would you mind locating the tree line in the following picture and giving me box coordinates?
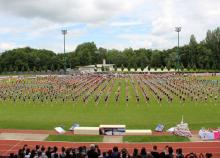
[0,27,220,73]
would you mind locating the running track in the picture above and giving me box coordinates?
[0,140,220,157]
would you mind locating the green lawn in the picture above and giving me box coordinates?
[123,135,189,142]
[197,75,220,80]
[0,94,219,130]
[45,135,189,142]
[46,135,103,142]
[0,76,219,131]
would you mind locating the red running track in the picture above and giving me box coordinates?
[0,140,219,157]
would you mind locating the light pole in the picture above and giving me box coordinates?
[61,29,67,72]
[175,27,181,72]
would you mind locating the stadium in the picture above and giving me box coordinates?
[0,0,220,158]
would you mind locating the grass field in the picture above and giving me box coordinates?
[46,135,189,142]
[0,74,219,131]
[123,135,189,142]
[46,135,103,142]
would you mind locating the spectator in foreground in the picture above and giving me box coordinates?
[112,146,120,158]
[106,150,112,158]
[95,145,101,156]
[121,148,129,158]
[165,147,174,158]
[10,144,214,158]
[60,147,66,158]
[51,146,58,158]
[151,145,160,158]
[41,146,47,158]
[102,152,107,158]
[30,149,36,158]
[18,149,24,158]
[140,147,147,158]
[159,152,166,158]
[22,144,28,155]
[176,148,184,158]
[205,153,213,158]
[198,153,213,158]
[185,152,197,158]
[87,144,99,158]
[163,146,169,155]
[77,146,86,158]
[46,147,52,158]
[132,148,138,158]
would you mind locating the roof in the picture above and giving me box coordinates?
[96,64,114,68]
[99,125,126,128]
[76,64,114,68]
[76,65,96,68]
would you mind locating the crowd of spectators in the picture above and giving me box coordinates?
[10,144,213,158]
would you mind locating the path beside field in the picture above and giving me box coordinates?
[0,128,199,136]
[0,128,214,143]
[103,136,123,143]
[0,133,48,141]
[0,129,209,143]
[0,129,220,157]
[0,129,73,135]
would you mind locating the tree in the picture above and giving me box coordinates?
[148,65,151,71]
[180,64,184,71]
[193,64,197,71]
[33,66,37,72]
[0,47,56,73]
[50,64,55,72]
[43,65,48,71]
[75,42,98,65]
[187,64,191,71]
[21,65,25,72]
[188,35,198,67]
[101,65,105,72]
[205,28,220,69]
[166,60,171,71]
[27,65,30,73]
[114,65,117,71]
[14,66,18,72]
[9,65,13,72]
[38,67,42,72]
[140,63,145,71]
[189,34,197,46]
[161,65,164,71]
[3,67,7,73]
[1,26,220,73]
[121,64,124,71]
[96,47,107,63]
[150,51,162,68]
[57,64,61,71]
[133,63,137,71]
[127,64,131,71]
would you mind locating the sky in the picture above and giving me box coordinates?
[0,0,220,53]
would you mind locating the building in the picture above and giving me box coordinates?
[77,59,114,73]
[77,65,96,73]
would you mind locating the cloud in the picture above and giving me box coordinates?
[149,0,220,42]
[112,0,220,49]
[110,21,143,27]
[115,33,173,50]
[0,0,220,52]
[0,27,18,34]
[0,0,143,24]
[0,42,23,51]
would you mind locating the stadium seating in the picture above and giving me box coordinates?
[11,144,213,158]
